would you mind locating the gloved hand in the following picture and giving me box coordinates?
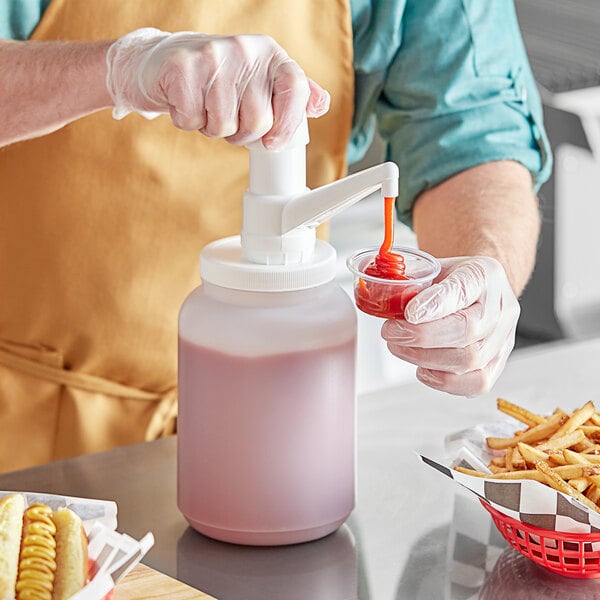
[105,28,330,148]
[381,256,520,397]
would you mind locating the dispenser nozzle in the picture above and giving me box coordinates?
[281,162,399,234]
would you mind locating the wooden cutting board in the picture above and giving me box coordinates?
[113,563,217,600]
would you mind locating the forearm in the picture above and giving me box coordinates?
[0,39,113,147]
[412,161,541,296]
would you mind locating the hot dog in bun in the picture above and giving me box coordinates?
[0,493,88,600]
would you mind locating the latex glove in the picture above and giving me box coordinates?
[381,257,520,397]
[105,28,330,148]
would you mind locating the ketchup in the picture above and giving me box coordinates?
[355,196,419,319]
[364,196,408,280]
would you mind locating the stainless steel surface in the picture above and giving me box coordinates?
[3,337,600,599]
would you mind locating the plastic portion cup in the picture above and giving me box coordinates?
[346,246,441,319]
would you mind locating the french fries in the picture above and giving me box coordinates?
[534,461,600,514]
[455,463,600,482]
[486,412,567,450]
[454,398,600,514]
[496,397,545,427]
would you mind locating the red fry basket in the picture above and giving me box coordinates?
[481,499,600,578]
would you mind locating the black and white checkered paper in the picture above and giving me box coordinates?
[419,420,600,536]
[445,492,508,600]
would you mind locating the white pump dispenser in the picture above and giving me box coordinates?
[200,121,399,291]
[178,123,399,546]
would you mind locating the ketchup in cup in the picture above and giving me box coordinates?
[346,196,440,319]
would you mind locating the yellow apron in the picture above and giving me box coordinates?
[0,0,354,473]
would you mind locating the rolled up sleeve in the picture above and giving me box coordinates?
[364,0,552,225]
[0,0,51,40]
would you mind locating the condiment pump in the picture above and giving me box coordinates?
[178,121,399,545]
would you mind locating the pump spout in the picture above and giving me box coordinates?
[242,117,399,265]
[281,162,399,234]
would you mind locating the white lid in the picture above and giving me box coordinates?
[201,236,337,292]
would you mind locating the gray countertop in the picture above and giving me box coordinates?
[3,336,600,599]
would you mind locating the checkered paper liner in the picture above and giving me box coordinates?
[445,491,508,600]
[446,493,600,599]
[0,490,154,600]
[419,420,600,538]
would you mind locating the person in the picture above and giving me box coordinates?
[0,0,551,472]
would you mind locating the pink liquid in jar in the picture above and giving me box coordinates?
[177,337,356,546]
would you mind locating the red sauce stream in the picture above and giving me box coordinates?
[363,196,408,280]
[355,195,418,318]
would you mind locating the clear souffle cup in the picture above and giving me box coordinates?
[346,246,441,319]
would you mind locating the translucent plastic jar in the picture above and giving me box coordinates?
[178,278,357,545]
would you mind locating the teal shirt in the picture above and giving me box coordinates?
[0,0,551,225]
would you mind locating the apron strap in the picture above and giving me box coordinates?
[0,341,166,400]
[0,340,177,440]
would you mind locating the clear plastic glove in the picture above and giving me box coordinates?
[105,28,330,148]
[381,257,520,397]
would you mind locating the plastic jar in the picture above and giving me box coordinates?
[178,268,357,545]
